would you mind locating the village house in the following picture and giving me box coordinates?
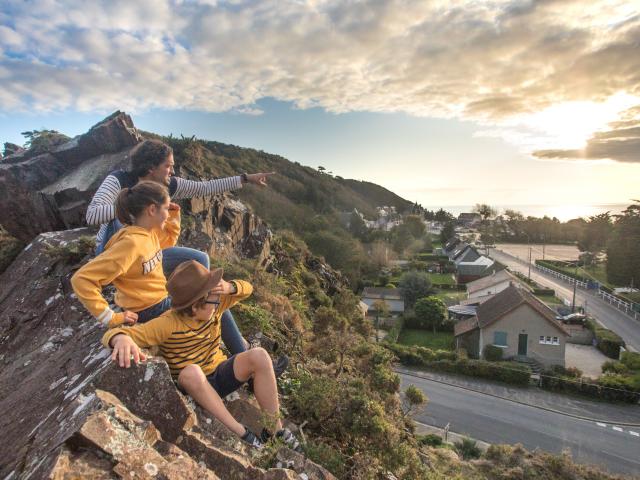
[360,287,405,327]
[457,212,482,228]
[454,285,569,367]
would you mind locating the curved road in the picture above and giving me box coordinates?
[400,372,640,476]
[488,248,640,351]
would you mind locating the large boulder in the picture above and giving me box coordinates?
[0,229,333,480]
[0,112,141,241]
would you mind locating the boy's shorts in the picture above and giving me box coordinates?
[206,355,245,398]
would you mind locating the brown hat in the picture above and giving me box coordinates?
[167,260,224,310]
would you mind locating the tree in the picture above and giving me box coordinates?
[403,215,426,238]
[317,166,326,173]
[414,296,447,333]
[348,211,368,240]
[399,271,433,309]
[370,241,391,268]
[439,221,456,244]
[606,201,640,286]
[20,129,70,154]
[579,212,612,253]
[473,203,496,221]
[401,384,427,418]
[391,224,413,254]
[372,300,390,342]
[434,208,454,223]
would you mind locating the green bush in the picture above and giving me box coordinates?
[532,288,556,296]
[602,361,629,374]
[418,433,443,447]
[621,351,640,370]
[540,369,640,403]
[455,437,482,459]
[386,344,531,386]
[483,345,503,361]
[585,319,625,359]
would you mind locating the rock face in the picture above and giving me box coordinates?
[0,111,271,266]
[0,230,335,480]
[0,112,141,242]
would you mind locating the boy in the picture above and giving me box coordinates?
[101,260,300,450]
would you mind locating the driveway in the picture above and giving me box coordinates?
[565,344,610,378]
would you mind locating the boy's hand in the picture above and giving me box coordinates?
[169,202,181,211]
[123,311,138,325]
[111,334,147,368]
[210,279,236,295]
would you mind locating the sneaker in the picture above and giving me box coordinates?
[247,355,290,393]
[261,427,303,453]
[240,426,264,450]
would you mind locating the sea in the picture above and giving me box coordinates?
[425,204,631,222]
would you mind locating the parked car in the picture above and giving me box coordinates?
[555,312,586,324]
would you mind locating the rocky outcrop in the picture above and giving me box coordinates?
[0,112,141,241]
[0,229,335,480]
[0,111,271,266]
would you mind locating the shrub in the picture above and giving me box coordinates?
[585,319,625,359]
[540,369,640,403]
[411,296,447,332]
[483,345,503,361]
[418,433,443,447]
[602,361,629,374]
[455,437,482,459]
[621,351,640,370]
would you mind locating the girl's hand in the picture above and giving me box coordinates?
[247,172,275,187]
[169,202,181,211]
[111,334,147,368]
[210,279,236,295]
[123,311,138,325]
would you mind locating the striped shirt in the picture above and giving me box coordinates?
[86,170,243,244]
[102,280,253,378]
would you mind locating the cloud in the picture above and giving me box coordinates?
[1,0,639,161]
[533,104,640,162]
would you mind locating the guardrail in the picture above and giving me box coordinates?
[533,264,640,322]
[490,248,640,322]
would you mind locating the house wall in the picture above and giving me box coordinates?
[457,329,480,358]
[482,304,566,367]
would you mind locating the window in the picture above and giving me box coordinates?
[539,335,561,345]
[494,331,508,347]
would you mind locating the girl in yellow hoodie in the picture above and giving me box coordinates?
[72,181,180,328]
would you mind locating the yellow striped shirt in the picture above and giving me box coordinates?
[102,280,252,378]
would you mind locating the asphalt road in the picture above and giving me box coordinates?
[399,372,640,476]
[488,248,640,352]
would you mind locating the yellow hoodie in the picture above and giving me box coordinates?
[72,209,180,327]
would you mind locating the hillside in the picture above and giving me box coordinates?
[148,134,412,230]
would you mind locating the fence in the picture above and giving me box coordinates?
[493,249,640,322]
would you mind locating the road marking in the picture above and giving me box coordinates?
[612,426,623,432]
[596,422,607,427]
[630,431,639,437]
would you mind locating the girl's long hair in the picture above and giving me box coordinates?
[115,180,169,225]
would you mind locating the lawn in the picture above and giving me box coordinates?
[535,293,564,308]
[428,273,456,285]
[398,329,455,350]
[433,290,467,305]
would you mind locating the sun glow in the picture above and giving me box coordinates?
[520,92,639,150]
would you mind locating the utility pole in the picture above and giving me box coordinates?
[528,246,532,280]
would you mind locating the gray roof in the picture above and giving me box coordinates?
[466,269,515,294]
[361,287,403,300]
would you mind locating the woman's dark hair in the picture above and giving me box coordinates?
[129,140,173,179]
[115,181,169,225]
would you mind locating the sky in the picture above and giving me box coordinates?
[1,0,639,218]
